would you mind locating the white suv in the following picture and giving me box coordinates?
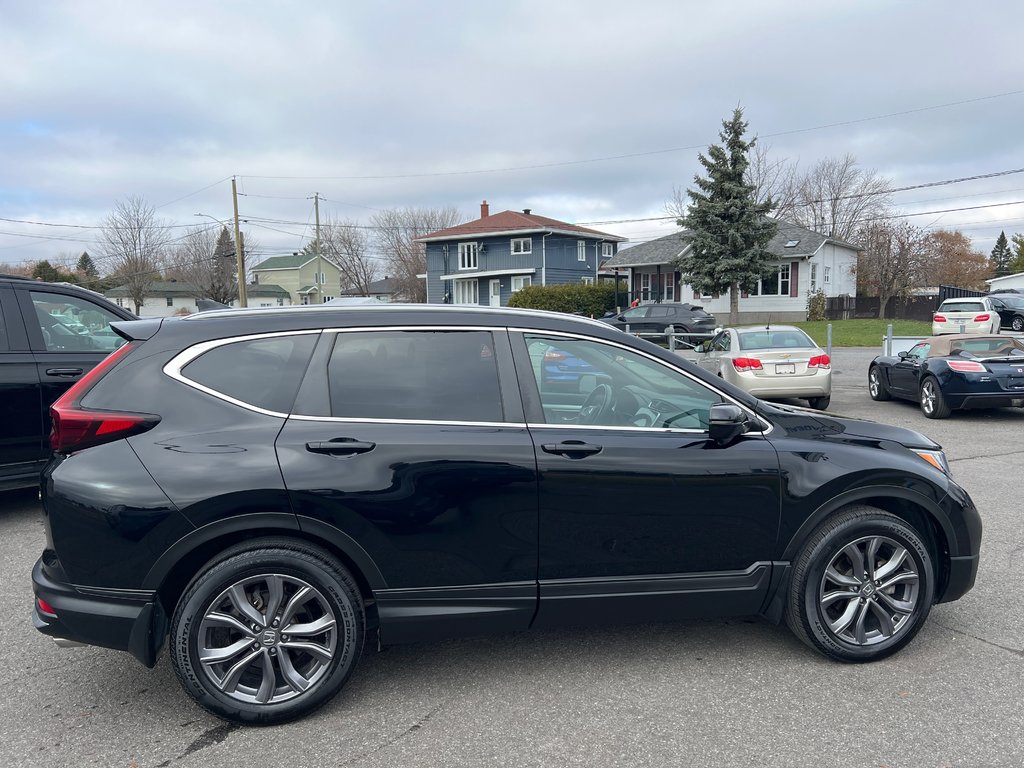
[932,297,1000,335]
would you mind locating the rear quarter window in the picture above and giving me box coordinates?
[180,333,318,413]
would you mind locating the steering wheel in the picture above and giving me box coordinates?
[579,384,616,425]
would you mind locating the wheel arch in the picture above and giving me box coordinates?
[146,512,386,621]
[781,487,953,599]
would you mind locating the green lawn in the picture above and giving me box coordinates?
[792,319,932,348]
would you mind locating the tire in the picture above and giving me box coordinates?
[784,506,934,662]
[919,376,951,419]
[170,538,365,725]
[808,395,830,410]
[1013,315,1024,333]
[868,366,891,401]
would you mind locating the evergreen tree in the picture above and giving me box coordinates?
[990,231,1012,277]
[1008,233,1024,275]
[675,107,778,324]
[76,251,99,279]
[31,259,62,282]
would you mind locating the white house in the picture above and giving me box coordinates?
[106,280,292,317]
[985,271,1024,293]
[602,220,859,323]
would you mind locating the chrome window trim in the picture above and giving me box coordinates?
[288,414,527,428]
[511,327,773,436]
[162,329,322,419]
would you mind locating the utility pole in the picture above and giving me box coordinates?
[314,192,323,303]
[231,177,248,307]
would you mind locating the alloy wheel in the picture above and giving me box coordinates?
[869,369,881,398]
[921,380,937,415]
[197,573,338,705]
[819,535,920,646]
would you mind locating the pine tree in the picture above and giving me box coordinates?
[990,231,1012,277]
[675,107,778,324]
[76,251,98,280]
[1008,233,1024,275]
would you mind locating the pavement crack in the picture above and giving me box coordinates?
[949,448,1024,463]
[344,702,445,766]
[155,722,240,766]
[931,620,1024,658]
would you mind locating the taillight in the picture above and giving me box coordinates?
[808,354,831,369]
[36,597,58,617]
[49,342,160,454]
[947,360,986,373]
[933,314,947,322]
[732,357,764,372]
[974,313,991,322]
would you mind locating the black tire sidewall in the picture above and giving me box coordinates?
[171,547,363,725]
[796,515,934,662]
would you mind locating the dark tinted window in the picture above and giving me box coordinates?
[30,290,126,352]
[326,330,503,422]
[182,333,318,413]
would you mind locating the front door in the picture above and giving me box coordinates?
[489,279,501,307]
[514,333,781,629]
[888,342,930,396]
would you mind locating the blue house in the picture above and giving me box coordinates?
[417,201,627,306]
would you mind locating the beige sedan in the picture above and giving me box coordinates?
[694,325,832,409]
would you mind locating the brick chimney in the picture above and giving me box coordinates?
[480,200,489,218]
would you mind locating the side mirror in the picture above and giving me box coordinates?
[897,350,909,359]
[708,403,748,446]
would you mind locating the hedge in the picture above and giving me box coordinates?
[506,283,617,317]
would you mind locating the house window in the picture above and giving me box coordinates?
[166,297,174,307]
[322,295,335,303]
[810,263,818,292]
[784,239,800,248]
[663,276,675,302]
[749,264,790,296]
[602,243,614,258]
[454,278,479,305]
[640,272,651,300]
[511,275,532,292]
[459,242,479,270]
[581,276,594,285]
[116,298,125,308]
[824,266,832,284]
[511,238,532,255]
[577,240,586,262]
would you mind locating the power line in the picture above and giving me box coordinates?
[237,89,1024,181]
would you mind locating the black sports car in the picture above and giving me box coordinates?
[869,334,1024,418]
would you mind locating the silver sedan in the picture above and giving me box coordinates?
[694,325,832,409]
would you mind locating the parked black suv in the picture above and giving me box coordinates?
[601,301,717,339]
[987,293,1024,332]
[0,274,135,490]
[33,305,981,724]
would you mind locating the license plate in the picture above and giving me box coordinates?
[775,363,796,374]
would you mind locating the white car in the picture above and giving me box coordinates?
[932,298,1000,335]
[694,325,832,409]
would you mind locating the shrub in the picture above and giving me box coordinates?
[507,282,617,317]
[806,289,826,321]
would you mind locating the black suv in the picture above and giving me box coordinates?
[33,305,980,724]
[601,302,717,339]
[0,274,135,490]
[987,293,1024,332]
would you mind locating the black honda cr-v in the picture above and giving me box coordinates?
[32,305,981,725]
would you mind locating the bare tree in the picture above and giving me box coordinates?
[99,196,171,313]
[319,216,380,295]
[856,220,930,317]
[371,206,462,302]
[166,225,239,304]
[791,155,892,243]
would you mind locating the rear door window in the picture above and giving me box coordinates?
[30,291,126,353]
[325,330,504,423]
[180,333,319,413]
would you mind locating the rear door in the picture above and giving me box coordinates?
[0,283,44,479]
[275,326,539,644]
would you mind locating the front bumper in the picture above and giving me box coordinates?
[32,558,167,667]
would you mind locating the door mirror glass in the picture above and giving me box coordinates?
[708,403,748,445]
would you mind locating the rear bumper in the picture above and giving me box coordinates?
[32,558,167,667]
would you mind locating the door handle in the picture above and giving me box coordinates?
[45,368,84,377]
[541,440,602,458]
[305,439,376,456]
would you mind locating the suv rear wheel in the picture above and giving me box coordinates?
[785,506,934,662]
[170,539,364,725]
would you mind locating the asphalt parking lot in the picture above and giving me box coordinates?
[1,347,1022,768]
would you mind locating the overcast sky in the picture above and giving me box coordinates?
[3,0,1024,271]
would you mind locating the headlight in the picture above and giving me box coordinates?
[913,448,951,476]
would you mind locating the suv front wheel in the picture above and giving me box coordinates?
[785,507,934,662]
[170,538,365,725]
